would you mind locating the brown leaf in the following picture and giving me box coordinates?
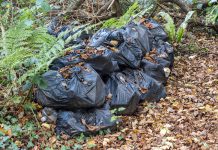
[49,136,57,144]
[139,87,148,94]
[81,119,105,131]
[110,40,119,46]
[42,123,51,129]
[81,54,89,60]
[103,138,110,147]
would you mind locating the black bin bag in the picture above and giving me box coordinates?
[143,18,168,41]
[120,22,153,53]
[122,69,167,102]
[36,64,106,109]
[141,59,167,84]
[49,51,84,70]
[153,40,174,68]
[88,24,153,69]
[55,103,117,136]
[83,46,120,74]
[89,29,124,48]
[114,41,143,68]
[106,72,140,115]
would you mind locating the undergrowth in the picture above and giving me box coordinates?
[102,0,155,28]
[158,11,195,43]
[102,2,140,28]
[0,0,99,103]
[0,21,98,102]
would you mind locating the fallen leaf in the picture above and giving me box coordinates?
[49,136,57,144]
[15,140,23,147]
[110,40,119,46]
[42,123,51,129]
[81,119,104,131]
[139,87,148,94]
[160,128,170,136]
[103,138,110,147]
[7,129,12,137]
[87,139,96,148]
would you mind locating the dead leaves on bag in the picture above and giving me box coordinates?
[81,119,105,132]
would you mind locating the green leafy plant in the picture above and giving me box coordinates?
[158,11,195,43]
[0,17,98,101]
[102,2,140,28]
[102,0,155,29]
[206,4,218,25]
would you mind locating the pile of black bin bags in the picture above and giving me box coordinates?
[36,18,174,137]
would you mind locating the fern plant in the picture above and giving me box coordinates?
[0,20,98,101]
[102,2,140,28]
[158,11,195,43]
[102,0,156,29]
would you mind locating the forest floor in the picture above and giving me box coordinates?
[0,30,217,150]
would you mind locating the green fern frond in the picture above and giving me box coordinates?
[0,19,99,101]
[102,2,140,28]
[158,11,176,41]
[176,11,195,43]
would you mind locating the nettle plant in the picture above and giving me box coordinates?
[158,11,195,43]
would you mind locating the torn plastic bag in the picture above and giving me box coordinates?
[106,72,140,115]
[143,18,168,41]
[55,103,117,136]
[120,23,154,53]
[36,64,106,109]
[88,23,152,68]
[122,69,166,102]
[141,59,167,84]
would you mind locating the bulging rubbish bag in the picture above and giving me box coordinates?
[106,72,140,115]
[142,18,168,41]
[121,69,167,102]
[80,46,120,74]
[113,41,143,68]
[141,59,167,84]
[55,103,117,136]
[134,70,166,102]
[120,22,153,53]
[89,29,124,47]
[153,41,174,68]
[36,17,174,137]
[89,23,154,69]
[36,64,106,109]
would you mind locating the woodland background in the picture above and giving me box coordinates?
[0,0,217,149]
